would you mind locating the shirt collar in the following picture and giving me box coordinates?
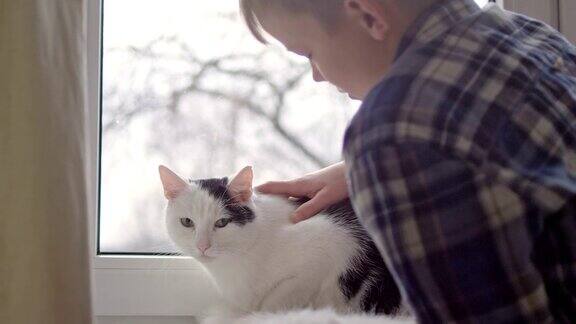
[395,0,482,60]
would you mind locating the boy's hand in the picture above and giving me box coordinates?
[255,162,349,223]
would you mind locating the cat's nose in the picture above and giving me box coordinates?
[197,242,211,254]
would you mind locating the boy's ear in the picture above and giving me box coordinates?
[158,165,188,200]
[227,166,254,204]
[344,0,389,41]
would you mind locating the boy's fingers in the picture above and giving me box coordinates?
[291,190,332,223]
[255,180,305,196]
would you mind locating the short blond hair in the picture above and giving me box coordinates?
[239,0,345,43]
[239,0,439,43]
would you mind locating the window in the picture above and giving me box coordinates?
[98,0,497,256]
[98,0,356,254]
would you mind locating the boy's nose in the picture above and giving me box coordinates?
[311,64,325,82]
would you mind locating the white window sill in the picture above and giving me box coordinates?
[96,316,198,324]
[93,256,219,316]
[94,255,199,270]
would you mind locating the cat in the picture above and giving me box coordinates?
[158,165,407,321]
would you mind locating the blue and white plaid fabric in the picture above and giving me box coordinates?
[343,0,576,322]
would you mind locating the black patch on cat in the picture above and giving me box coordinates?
[293,198,402,315]
[193,177,255,226]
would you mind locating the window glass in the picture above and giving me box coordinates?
[100,0,355,253]
[100,0,494,253]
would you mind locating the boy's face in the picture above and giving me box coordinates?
[258,4,393,100]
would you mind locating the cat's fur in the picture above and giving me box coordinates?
[203,308,413,324]
[159,166,404,320]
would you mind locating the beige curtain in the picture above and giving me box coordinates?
[0,0,93,323]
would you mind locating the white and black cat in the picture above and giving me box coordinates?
[159,165,407,322]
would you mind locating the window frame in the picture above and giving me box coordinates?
[501,0,575,43]
[559,0,576,43]
[502,0,560,28]
[88,0,564,317]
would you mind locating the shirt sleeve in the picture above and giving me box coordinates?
[345,141,554,323]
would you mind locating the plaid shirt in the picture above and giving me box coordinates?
[343,0,576,322]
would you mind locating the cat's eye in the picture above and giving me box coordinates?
[180,218,194,228]
[214,218,230,229]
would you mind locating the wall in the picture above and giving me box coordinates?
[560,0,576,43]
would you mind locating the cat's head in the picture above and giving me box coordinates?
[158,165,257,262]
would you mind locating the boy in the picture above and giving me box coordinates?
[241,0,576,322]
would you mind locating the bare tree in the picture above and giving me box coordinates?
[104,37,331,168]
[100,35,354,252]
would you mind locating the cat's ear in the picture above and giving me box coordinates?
[158,165,188,200]
[228,166,253,204]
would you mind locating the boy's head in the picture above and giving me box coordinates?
[240,0,437,100]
